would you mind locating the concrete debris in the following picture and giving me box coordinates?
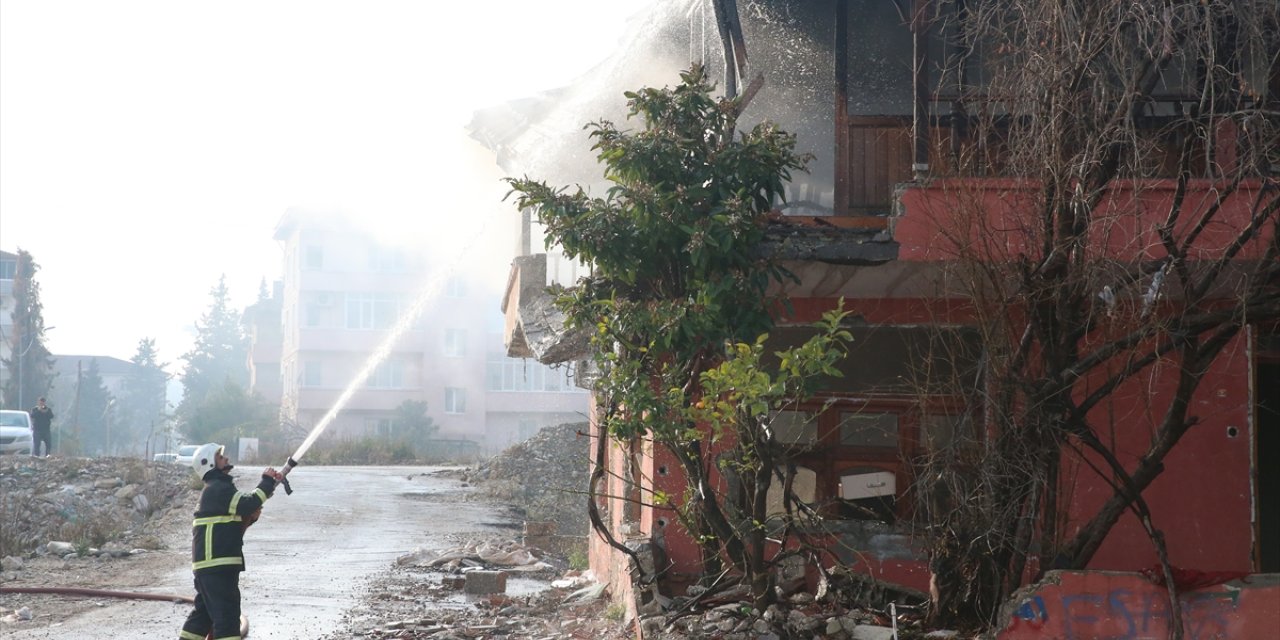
[850,624,897,640]
[549,571,591,590]
[561,582,606,604]
[0,606,34,624]
[45,541,75,556]
[0,456,192,562]
[463,570,508,594]
[396,540,553,572]
[464,422,589,554]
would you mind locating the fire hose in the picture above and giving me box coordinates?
[0,586,250,636]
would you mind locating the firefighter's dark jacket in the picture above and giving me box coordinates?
[190,468,277,574]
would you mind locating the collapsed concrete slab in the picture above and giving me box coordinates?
[501,254,590,365]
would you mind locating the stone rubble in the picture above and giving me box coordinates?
[0,455,194,571]
[462,422,590,553]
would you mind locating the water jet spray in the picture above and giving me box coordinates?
[273,213,498,492]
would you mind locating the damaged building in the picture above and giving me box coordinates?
[476,0,1279,636]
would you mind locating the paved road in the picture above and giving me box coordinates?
[4,465,517,639]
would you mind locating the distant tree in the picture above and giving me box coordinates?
[178,275,249,427]
[72,358,117,456]
[182,378,274,445]
[256,278,270,304]
[119,338,170,455]
[392,399,438,442]
[1,249,55,410]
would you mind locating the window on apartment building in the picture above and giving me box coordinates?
[305,304,324,327]
[346,293,404,330]
[304,245,324,270]
[366,360,404,388]
[444,387,467,414]
[0,258,16,280]
[369,418,394,437]
[301,361,322,387]
[446,275,466,298]
[485,357,578,392]
[444,329,466,357]
[368,248,406,272]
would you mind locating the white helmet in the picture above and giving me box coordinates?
[192,443,223,478]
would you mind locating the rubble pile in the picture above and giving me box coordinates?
[322,539,632,640]
[466,422,591,548]
[0,456,196,563]
[644,598,946,640]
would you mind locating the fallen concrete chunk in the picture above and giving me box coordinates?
[851,624,896,640]
[562,582,606,605]
[464,570,508,594]
[46,541,75,555]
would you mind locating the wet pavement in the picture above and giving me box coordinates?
[3,465,519,639]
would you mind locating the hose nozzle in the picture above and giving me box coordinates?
[278,457,298,495]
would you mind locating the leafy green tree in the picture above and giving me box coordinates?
[392,399,438,442]
[508,65,847,607]
[178,275,249,430]
[2,249,55,410]
[183,378,273,445]
[120,338,170,454]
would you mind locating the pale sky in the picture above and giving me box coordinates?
[0,0,655,370]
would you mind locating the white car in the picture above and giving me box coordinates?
[174,444,200,467]
[0,410,35,456]
[153,452,179,464]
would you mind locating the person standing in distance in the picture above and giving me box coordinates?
[28,397,53,457]
[179,443,284,640]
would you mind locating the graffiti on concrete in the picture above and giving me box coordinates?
[1007,588,1240,640]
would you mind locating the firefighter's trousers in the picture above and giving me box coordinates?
[178,571,242,640]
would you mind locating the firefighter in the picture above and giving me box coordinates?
[179,443,284,640]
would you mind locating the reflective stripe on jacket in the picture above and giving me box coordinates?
[191,469,276,573]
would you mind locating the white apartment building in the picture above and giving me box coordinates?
[268,209,586,455]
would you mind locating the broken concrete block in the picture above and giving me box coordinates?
[463,570,508,594]
[851,625,896,640]
[46,541,75,555]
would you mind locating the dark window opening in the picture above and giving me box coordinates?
[760,324,981,524]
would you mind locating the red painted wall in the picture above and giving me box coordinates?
[998,571,1280,640]
[589,177,1269,605]
[1065,334,1255,573]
